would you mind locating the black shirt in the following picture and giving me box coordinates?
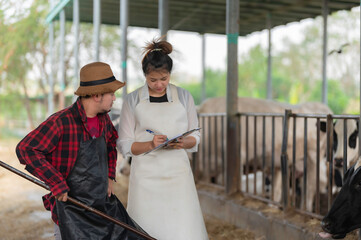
[150,94,168,103]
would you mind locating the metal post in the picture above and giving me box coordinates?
[266,12,272,100]
[93,0,101,61]
[158,0,169,39]
[281,110,291,209]
[59,9,66,109]
[120,0,128,96]
[225,0,240,195]
[73,0,79,103]
[48,0,55,115]
[302,117,308,210]
[201,34,206,102]
[326,114,334,210]
[321,0,328,104]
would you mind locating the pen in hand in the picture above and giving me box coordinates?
[146,129,169,141]
[146,129,157,136]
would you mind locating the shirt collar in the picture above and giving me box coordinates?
[75,97,88,123]
[139,83,172,102]
[73,97,108,123]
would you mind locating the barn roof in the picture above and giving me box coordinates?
[47,0,359,36]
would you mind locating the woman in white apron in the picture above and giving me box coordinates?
[117,40,208,240]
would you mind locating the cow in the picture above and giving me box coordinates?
[333,119,359,171]
[241,171,271,195]
[320,156,361,239]
[326,119,359,192]
[197,97,332,212]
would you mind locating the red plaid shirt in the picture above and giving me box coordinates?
[16,98,118,224]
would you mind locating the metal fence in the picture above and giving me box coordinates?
[193,111,360,219]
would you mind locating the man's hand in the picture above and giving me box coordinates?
[55,192,68,202]
[108,178,114,197]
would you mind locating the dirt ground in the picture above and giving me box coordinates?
[0,139,256,240]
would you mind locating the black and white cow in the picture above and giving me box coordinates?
[320,156,361,239]
[330,119,359,189]
[333,119,359,170]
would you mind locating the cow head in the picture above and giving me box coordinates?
[320,157,361,239]
[333,119,359,169]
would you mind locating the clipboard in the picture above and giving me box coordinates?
[143,128,201,155]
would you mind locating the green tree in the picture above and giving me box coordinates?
[308,79,349,114]
[0,0,49,129]
[238,45,267,98]
[275,8,360,111]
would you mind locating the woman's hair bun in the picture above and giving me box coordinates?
[143,39,173,55]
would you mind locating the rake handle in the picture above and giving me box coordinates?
[0,160,156,240]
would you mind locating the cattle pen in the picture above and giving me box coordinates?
[24,0,360,239]
[192,110,360,239]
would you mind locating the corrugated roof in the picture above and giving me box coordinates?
[49,0,360,36]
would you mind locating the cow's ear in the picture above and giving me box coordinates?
[319,121,327,132]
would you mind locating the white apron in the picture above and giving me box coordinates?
[127,84,208,240]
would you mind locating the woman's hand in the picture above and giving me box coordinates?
[152,135,168,148]
[166,136,196,150]
[131,135,167,155]
[166,137,184,149]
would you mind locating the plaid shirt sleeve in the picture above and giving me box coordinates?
[104,114,118,180]
[16,116,69,196]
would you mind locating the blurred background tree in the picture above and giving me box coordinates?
[0,0,137,136]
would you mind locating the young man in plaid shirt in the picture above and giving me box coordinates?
[16,62,148,240]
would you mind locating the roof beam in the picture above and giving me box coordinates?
[46,0,360,35]
[46,0,71,23]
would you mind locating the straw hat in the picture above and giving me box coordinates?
[75,62,125,96]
